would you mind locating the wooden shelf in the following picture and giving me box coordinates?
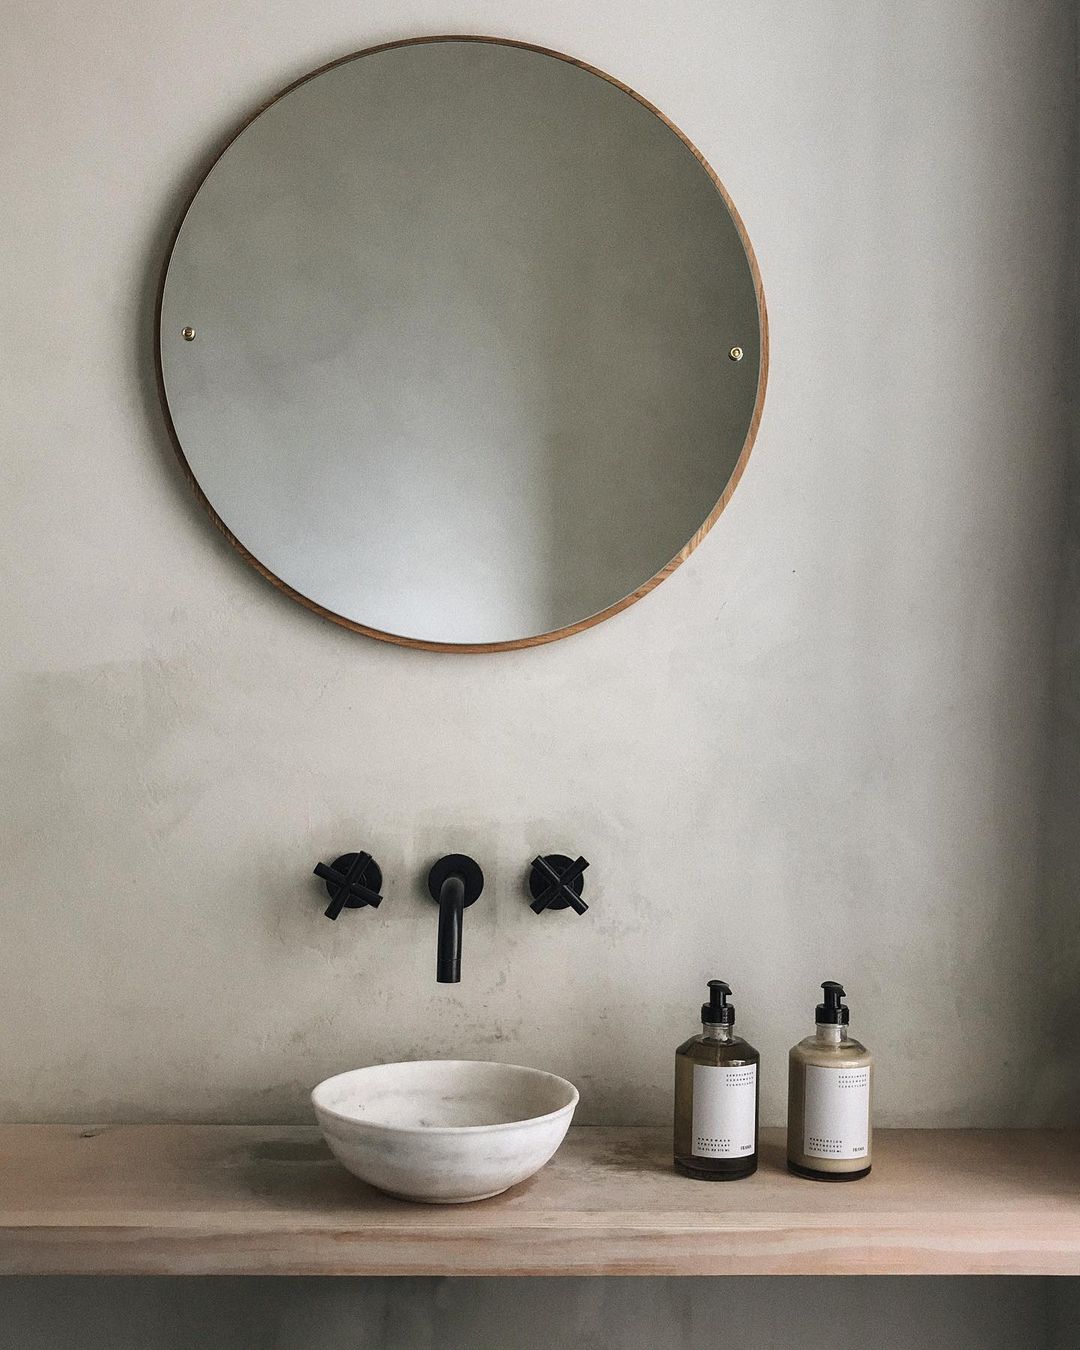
[2,1125,1079,1276]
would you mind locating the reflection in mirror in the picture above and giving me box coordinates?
[158,38,766,650]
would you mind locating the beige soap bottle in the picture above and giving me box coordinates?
[674,980,759,1180]
[787,981,872,1181]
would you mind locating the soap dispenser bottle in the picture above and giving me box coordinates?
[674,979,759,1180]
[787,981,873,1180]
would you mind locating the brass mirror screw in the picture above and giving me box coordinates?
[729,346,743,362]
[182,327,196,341]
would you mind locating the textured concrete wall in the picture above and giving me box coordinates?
[1050,1276,1080,1350]
[2,0,1072,1132]
[0,1277,1055,1350]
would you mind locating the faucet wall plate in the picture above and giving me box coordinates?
[427,854,484,907]
[529,854,589,914]
[314,852,384,920]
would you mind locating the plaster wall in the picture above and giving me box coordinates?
[2,0,1073,1133]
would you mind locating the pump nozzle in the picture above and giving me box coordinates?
[816,980,849,1025]
[702,978,735,1025]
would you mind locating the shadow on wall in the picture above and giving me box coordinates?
[0,1276,1054,1350]
[1041,433,1080,1119]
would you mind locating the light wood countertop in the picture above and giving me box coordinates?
[2,1125,1079,1276]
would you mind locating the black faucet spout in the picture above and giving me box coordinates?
[436,874,466,983]
[427,854,484,984]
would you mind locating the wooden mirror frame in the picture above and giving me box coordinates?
[155,35,769,653]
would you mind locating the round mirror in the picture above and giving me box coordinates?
[158,37,767,651]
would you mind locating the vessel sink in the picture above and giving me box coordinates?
[312,1059,579,1203]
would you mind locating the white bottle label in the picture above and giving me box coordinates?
[803,1065,870,1160]
[691,1062,757,1158]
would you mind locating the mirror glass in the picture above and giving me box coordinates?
[159,38,766,650]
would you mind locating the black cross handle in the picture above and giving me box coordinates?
[314,852,384,921]
[529,854,589,915]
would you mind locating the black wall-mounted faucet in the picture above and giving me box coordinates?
[427,854,483,983]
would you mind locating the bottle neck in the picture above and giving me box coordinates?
[702,1022,734,1042]
[815,1022,847,1044]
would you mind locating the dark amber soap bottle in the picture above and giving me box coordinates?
[674,979,759,1180]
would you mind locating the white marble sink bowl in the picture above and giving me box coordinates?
[312,1059,579,1203]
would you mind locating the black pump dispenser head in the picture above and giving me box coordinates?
[702,979,735,1026]
[816,980,850,1025]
